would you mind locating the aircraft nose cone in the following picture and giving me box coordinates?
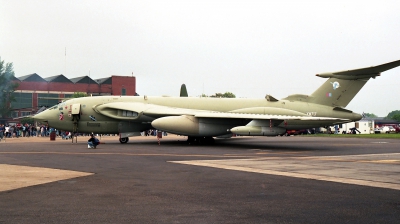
[33,111,49,122]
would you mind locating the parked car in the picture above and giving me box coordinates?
[388,126,396,133]
[282,129,310,136]
[381,126,396,133]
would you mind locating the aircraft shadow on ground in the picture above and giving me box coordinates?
[118,137,318,152]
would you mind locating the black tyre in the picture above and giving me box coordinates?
[119,137,129,144]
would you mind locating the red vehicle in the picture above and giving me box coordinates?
[283,129,310,136]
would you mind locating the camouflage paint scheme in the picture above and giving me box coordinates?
[34,59,400,142]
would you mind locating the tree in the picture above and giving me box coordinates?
[386,110,400,120]
[0,57,19,118]
[222,92,236,98]
[71,92,87,98]
[391,114,400,122]
[210,93,223,98]
[210,92,236,98]
[20,117,34,125]
[363,113,378,118]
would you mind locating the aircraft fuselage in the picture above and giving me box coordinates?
[34,95,361,136]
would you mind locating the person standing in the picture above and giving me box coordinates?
[26,124,30,137]
[40,126,45,137]
[30,125,35,137]
[5,125,9,138]
[9,126,14,138]
[22,124,27,137]
[0,124,4,140]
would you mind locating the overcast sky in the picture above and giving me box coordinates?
[1,0,400,116]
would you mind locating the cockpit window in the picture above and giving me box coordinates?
[57,101,68,110]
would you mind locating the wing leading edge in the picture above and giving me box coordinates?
[94,101,349,137]
[95,101,349,122]
[316,59,400,80]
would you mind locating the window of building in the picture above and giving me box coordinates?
[38,93,60,107]
[21,111,31,116]
[11,92,32,109]
[64,94,73,99]
[11,111,19,118]
[121,88,126,96]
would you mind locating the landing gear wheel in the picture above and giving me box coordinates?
[187,136,215,145]
[204,137,215,144]
[187,136,195,144]
[119,137,129,144]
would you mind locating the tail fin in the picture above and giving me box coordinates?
[308,59,400,108]
[180,84,188,97]
[309,77,368,107]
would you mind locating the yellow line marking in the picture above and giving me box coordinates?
[169,153,400,190]
[358,160,400,164]
[170,160,400,191]
[302,153,400,158]
[0,151,254,158]
[0,164,93,192]
[255,151,311,155]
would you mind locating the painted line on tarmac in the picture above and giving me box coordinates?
[170,158,400,191]
[0,151,254,158]
[255,151,311,155]
[284,153,400,164]
[300,152,400,159]
[0,164,93,192]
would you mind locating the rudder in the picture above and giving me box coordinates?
[309,78,368,107]
[308,59,400,108]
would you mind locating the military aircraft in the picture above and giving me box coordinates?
[33,59,400,143]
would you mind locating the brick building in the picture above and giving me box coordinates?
[6,73,136,122]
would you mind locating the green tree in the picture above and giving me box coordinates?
[210,93,223,98]
[210,92,236,98]
[391,114,400,122]
[386,110,400,120]
[222,92,236,98]
[71,92,88,98]
[20,117,34,125]
[0,57,19,118]
[363,113,378,118]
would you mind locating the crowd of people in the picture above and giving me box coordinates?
[144,129,167,136]
[0,123,54,139]
[0,123,166,142]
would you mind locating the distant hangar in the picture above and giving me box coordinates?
[6,73,136,121]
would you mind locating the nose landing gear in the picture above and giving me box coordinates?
[72,114,80,143]
[119,137,129,144]
[187,136,215,145]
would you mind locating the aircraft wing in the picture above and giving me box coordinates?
[95,102,349,122]
[193,111,348,121]
[316,59,400,79]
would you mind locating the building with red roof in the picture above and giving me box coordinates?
[3,74,136,124]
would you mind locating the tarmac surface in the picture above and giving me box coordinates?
[0,135,399,223]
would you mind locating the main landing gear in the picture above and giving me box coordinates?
[119,137,129,144]
[187,136,215,145]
